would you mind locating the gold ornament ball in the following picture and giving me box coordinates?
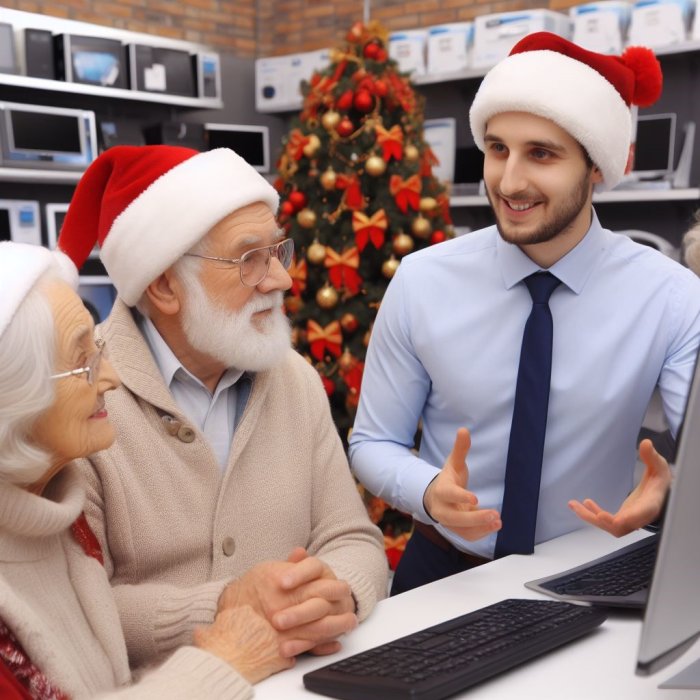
[365,154,387,177]
[419,196,438,213]
[302,134,321,157]
[320,167,337,190]
[411,215,432,238]
[338,349,356,371]
[404,144,419,161]
[381,256,400,279]
[321,110,341,131]
[392,232,414,256]
[340,312,359,333]
[297,208,317,229]
[285,296,304,314]
[316,285,339,309]
[306,240,326,265]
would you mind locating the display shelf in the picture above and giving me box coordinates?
[450,187,700,208]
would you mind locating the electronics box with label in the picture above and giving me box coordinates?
[423,118,457,183]
[426,22,474,75]
[54,33,129,88]
[0,101,97,171]
[473,10,572,69]
[0,199,41,246]
[21,27,55,79]
[193,51,221,99]
[628,0,693,46]
[570,1,632,53]
[129,44,195,96]
[255,48,330,112]
[0,22,19,75]
[388,29,427,76]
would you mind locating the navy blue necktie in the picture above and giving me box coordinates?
[495,271,561,557]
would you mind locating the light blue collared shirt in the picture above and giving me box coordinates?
[349,212,700,558]
[138,314,243,470]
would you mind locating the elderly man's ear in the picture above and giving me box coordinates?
[145,270,183,316]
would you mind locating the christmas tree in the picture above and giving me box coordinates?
[275,20,454,554]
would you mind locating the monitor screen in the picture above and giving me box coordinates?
[131,44,195,96]
[77,281,117,323]
[204,123,270,172]
[0,209,10,241]
[636,347,700,689]
[63,34,128,89]
[10,109,83,155]
[631,113,676,180]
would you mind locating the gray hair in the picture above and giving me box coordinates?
[0,276,58,485]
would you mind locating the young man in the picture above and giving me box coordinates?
[57,145,388,669]
[349,33,700,594]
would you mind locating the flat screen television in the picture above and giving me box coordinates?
[77,279,117,323]
[0,101,97,171]
[55,33,128,89]
[204,123,270,172]
[636,347,700,689]
[129,44,195,96]
[631,113,677,180]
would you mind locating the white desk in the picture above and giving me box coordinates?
[256,527,700,699]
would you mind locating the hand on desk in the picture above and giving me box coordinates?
[423,427,502,541]
[568,438,671,537]
[194,604,293,684]
[217,548,357,659]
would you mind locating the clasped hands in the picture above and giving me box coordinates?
[424,428,671,542]
[217,547,357,661]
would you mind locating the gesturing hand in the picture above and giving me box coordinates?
[568,439,672,537]
[423,427,502,541]
[217,549,357,658]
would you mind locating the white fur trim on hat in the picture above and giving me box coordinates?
[100,148,280,306]
[469,50,632,190]
[0,242,78,339]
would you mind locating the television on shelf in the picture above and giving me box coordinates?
[630,112,677,180]
[0,101,97,171]
[129,44,196,97]
[204,123,270,173]
[55,33,128,89]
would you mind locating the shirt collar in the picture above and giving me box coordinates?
[137,313,243,395]
[497,208,607,295]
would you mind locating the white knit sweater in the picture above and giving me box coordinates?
[0,466,253,699]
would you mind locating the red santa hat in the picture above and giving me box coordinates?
[469,32,663,190]
[0,241,78,339]
[58,145,280,306]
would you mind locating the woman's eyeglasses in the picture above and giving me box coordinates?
[50,339,107,387]
[184,238,295,288]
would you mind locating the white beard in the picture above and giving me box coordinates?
[181,278,291,372]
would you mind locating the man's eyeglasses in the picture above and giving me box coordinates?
[50,339,107,387]
[184,238,295,288]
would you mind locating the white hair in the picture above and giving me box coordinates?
[0,275,59,485]
[683,215,700,277]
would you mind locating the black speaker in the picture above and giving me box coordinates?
[143,122,206,151]
[24,28,55,79]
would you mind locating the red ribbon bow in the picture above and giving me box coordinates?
[375,124,404,162]
[389,174,421,214]
[324,247,362,295]
[288,256,307,296]
[352,210,388,252]
[307,320,343,360]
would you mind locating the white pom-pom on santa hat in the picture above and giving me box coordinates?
[469,32,663,191]
[0,242,78,339]
[58,145,280,306]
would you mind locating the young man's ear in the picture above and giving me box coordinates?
[144,269,182,316]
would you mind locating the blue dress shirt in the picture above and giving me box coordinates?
[349,212,700,559]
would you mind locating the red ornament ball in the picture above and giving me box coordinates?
[373,79,388,97]
[431,230,447,245]
[288,191,307,210]
[280,201,294,217]
[336,89,354,111]
[353,89,374,113]
[336,118,355,137]
[363,42,380,60]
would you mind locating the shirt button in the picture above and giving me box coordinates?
[177,425,195,443]
[222,537,235,556]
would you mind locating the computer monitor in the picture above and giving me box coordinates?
[77,279,117,323]
[204,123,270,172]
[636,347,700,689]
[631,113,676,180]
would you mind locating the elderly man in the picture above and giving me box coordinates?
[57,145,387,670]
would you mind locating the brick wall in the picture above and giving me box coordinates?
[4,0,581,57]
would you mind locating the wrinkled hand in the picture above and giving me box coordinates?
[423,427,502,541]
[568,439,672,537]
[194,605,293,684]
[217,548,357,658]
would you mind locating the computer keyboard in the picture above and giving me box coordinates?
[525,534,659,609]
[303,598,607,700]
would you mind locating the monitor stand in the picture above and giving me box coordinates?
[660,657,700,690]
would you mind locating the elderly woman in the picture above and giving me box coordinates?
[0,241,292,699]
